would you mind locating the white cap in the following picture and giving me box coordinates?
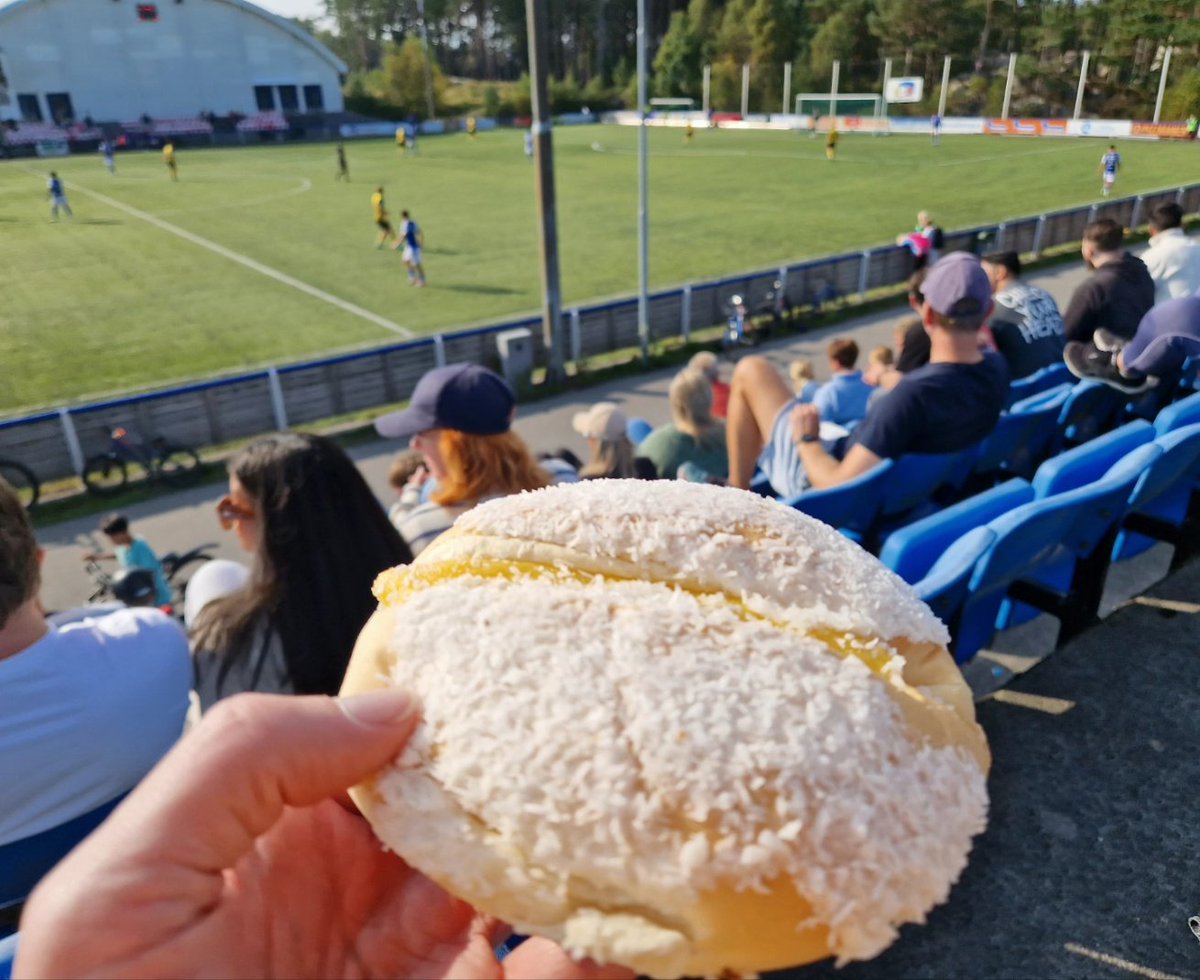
[184,559,251,628]
[572,402,627,441]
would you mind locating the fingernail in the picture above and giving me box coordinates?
[339,688,418,728]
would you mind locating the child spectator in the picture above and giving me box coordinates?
[386,448,427,522]
[811,338,875,428]
[788,359,820,403]
[85,514,172,607]
[864,346,894,386]
[688,351,730,418]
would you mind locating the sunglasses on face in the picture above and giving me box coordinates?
[216,495,255,531]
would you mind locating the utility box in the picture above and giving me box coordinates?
[495,327,534,388]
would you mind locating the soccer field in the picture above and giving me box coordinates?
[0,128,1195,413]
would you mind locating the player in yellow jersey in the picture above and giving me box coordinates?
[163,141,178,180]
[466,116,477,139]
[372,187,396,249]
[825,126,839,161]
[685,122,694,144]
[395,126,407,152]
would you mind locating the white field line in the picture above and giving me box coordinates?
[46,172,415,339]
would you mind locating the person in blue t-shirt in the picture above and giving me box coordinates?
[399,210,426,286]
[86,513,173,607]
[726,253,1008,498]
[46,172,73,221]
[1100,145,1120,197]
[811,337,875,429]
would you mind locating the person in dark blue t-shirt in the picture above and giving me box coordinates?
[727,252,1008,497]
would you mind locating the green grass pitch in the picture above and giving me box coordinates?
[0,128,1194,413]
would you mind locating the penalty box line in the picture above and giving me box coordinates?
[49,173,416,340]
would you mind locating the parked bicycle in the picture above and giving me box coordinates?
[82,427,203,496]
[83,542,217,609]
[0,457,40,511]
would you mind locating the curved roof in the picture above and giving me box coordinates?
[0,0,347,75]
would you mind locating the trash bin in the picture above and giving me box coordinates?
[496,328,534,388]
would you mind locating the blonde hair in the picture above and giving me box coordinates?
[688,350,720,380]
[432,429,550,506]
[580,437,639,479]
[868,345,894,367]
[669,369,717,439]
[788,359,815,392]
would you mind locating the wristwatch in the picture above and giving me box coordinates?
[799,433,820,444]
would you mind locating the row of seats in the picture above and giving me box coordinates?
[879,394,1200,663]
[236,112,288,133]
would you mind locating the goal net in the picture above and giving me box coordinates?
[649,98,696,113]
[794,94,882,118]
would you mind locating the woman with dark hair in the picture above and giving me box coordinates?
[190,433,412,711]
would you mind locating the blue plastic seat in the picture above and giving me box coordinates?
[912,526,997,631]
[865,445,980,548]
[1154,390,1200,435]
[971,400,1062,483]
[1113,422,1200,567]
[625,416,654,445]
[0,794,126,940]
[1005,363,1072,409]
[785,460,892,542]
[1032,420,1156,498]
[1053,380,1125,451]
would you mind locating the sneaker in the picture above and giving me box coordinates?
[1063,341,1158,394]
[1093,327,1128,353]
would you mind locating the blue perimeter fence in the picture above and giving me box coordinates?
[4,182,1200,485]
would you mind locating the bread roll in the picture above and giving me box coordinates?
[343,480,989,978]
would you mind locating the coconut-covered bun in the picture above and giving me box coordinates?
[343,480,989,978]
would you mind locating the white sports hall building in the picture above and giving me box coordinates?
[0,0,345,124]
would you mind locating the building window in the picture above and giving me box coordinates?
[254,85,275,111]
[17,93,43,122]
[136,3,159,21]
[277,85,299,112]
[46,92,75,125]
[303,85,324,111]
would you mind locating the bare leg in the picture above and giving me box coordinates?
[726,355,795,489]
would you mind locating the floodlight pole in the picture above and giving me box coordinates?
[415,0,437,120]
[1073,50,1090,120]
[880,57,892,130]
[525,0,565,382]
[702,64,711,115]
[830,60,840,118]
[1001,52,1017,120]
[1153,46,1173,123]
[741,63,750,116]
[636,0,650,363]
[782,61,792,116]
[938,55,951,118]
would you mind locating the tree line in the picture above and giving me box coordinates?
[301,0,1200,119]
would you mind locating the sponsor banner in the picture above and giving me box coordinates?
[984,118,1068,136]
[421,120,446,135]
[1131,121,1190,139]
[554,113,597,126]
[837,115,889,133]
[35,139,69,157]
[339,121,402,138]
[885,77,924,104]
[1066,118,1132,139]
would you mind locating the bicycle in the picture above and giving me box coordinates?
[0,457,40,511]
[81,427,203,497]
[83,543,217,609]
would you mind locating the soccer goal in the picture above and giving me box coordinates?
[794,93,882,118]
[649,98,696,113]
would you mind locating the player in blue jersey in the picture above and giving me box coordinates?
[46,172,73,221]
[399,210,426,286]
[99,139,116,175]
[1100,144,1120,197]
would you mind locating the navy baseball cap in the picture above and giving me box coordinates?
[922,252,993,319]
[375,363,516,439]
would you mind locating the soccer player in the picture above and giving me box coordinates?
[931,113,942,147]
[99,139,116,175]
[1099,144,1120,197]
[825,125,839,161]
[524,129,534,158]
[371,188,396,249]
[46,172,73,221]
[399,210,426,286]
[684,121,694,144]
[163,141,178,181]
[466,116,478,139]
[395,126,407,152]
[335,142,349,181]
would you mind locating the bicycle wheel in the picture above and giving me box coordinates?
[168,553,212,608]
[0,459,39,510]
[82,454,128,496]
[157,447,202,486]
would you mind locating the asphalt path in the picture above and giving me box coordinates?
[37,258,1100,614]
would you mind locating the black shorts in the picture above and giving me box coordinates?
[377,219,393,233]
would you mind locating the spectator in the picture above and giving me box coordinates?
[636,369,729,481]
[863,346,894,386]
[1142,202,1200,303]
[918,211,944,263]
[788,358,820,402]
[377,364,550,555]
[0,480,189,849]
[385,448,427,523]
[1065,295,1200,395]
[688,351,730,418]
[811,338,874,428]
[727,253,1008,496]
[190,433,411,711]
[1062,219,1155,344]
[873,270,932,397]
[980,250,1066,380]
[573,402,657,480]
[84,513,172,607]
[14,691,630,980]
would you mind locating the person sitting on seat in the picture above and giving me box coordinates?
[0,480,190,850]
[811,338,875,428]
[980,250,1066,381]
[788,358,821,403]
[573,402,657,480]
[636,369,728,482]
[726,253,1009,497]
[688,351,730,418]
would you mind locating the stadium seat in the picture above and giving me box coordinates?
[0,933,15,980]
[865,445,980,549]
[1053,380,1125,451]
[911,526,997,632]
[625,417,653,445]
[785,460,893,542]
[954,444,1160,664]
[1113,422,1200,568]
[1032,420,1156,497]
[1154,390,1200,435]
[1005,363,1072,409]
[0,794,126,940]
[970,399,1062,484]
